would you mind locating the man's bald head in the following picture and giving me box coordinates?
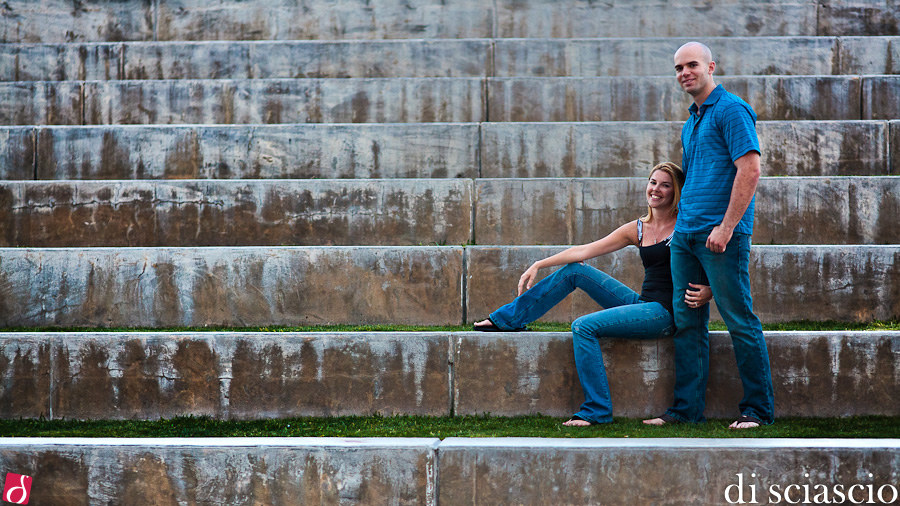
[673,42,717,104]
[675,42,713,66]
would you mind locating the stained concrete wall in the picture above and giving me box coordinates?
[0,179,473,247]
[1,330,897,420]
[453,331,900,419]
[3,76,898,125]
[81,79,486,125]
[0,332,451,419]
[0,437,897,505]
[466,246,900,324]
[0,438,439,505]
[3,37,899,82]
[438,438,900,505]
[28,124,480,180]
[8,0,896,42]
[0,120,889,180]
[0,247,464,327]
[0,246,895,327]
[473,176,900,245]
[487,75,873,122]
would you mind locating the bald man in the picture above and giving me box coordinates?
[644,42,775,429]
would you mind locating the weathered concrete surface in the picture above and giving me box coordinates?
[492,37,842,77]
[0,0,153,43]
[5,37,900,82]
[893,121,900,174]
[466,246,900,323]
[0,179,473,247]
[840,36,900,75]
[438,438,900,506]
[754,177,900,245]
[8,120,882,180]
[752,246,900,323]
[466,248,646,325]
[80,79,486,125]
[156,0,493,41]
[122,40,492,79]
[863,76,900,120]
[0,438,439,505]
[1,331,898,420]
[479,121,889,178]
[0,127,34,180]
[474,177,900,245]
[453,331,900,418]
[0,332,450,419]
[0,81,82,126]
[0,247,464,327]
[29,124,478,180]
[493,1,820,37]
[3,0,898,43]
[1,75,878,126]
[819,0,900,36]
[0,42,123,81]
[487,76,863,122]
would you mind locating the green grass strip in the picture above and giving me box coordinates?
[1,320,899,333]
[2,415,899,439]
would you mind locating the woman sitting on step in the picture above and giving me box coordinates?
[473,161,711,426]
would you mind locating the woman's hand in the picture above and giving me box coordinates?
[517,264,541,296]
[684,283,712,308]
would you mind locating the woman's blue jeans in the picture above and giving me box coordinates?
[489,263,674,424]
[664,231,775,424]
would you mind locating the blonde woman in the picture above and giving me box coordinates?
[473,162,711,426]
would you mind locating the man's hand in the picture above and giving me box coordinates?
[706,224,733,253]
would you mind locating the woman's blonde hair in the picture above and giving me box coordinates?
[640,161,685,222]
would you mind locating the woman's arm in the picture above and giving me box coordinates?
[517,220,638,295]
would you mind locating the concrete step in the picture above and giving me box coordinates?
[3,37,900,82]
[438,438,900,505]
[473,176,900,246]
[0,437,439,505]
[465,245,900,325]
[0,330,897,420]
[2,120,891,180]
[2,438,897,506]
[3,0,898,43]
[0,78,488,126]
[2,75,898,126]
[0,179,474,247]
[0,246,895,327]
[487,75,900,122]
[1,177,897,247]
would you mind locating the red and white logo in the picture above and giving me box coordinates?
[3,473,31,505]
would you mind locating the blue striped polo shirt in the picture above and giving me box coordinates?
[677,84,760,235]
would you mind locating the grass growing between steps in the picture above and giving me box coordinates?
[2,320,900,333]
[2,415,900,439]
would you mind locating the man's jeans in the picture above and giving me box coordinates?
[490,262,675,424]
[665,231,775,424]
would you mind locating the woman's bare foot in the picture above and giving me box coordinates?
[562,418,593,427]
[473,319,493,328]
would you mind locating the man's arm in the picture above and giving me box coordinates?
[706,151,760,253]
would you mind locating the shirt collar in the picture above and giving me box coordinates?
[688,84,724,116]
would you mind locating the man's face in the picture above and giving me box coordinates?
[674,46,714,97]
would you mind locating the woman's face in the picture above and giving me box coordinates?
[646,169,676,210]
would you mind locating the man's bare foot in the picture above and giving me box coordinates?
[728,415,763,429]
[563,418,592,427]
[642,414,680,426]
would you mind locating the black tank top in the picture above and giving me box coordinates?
[637,220,674,314]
